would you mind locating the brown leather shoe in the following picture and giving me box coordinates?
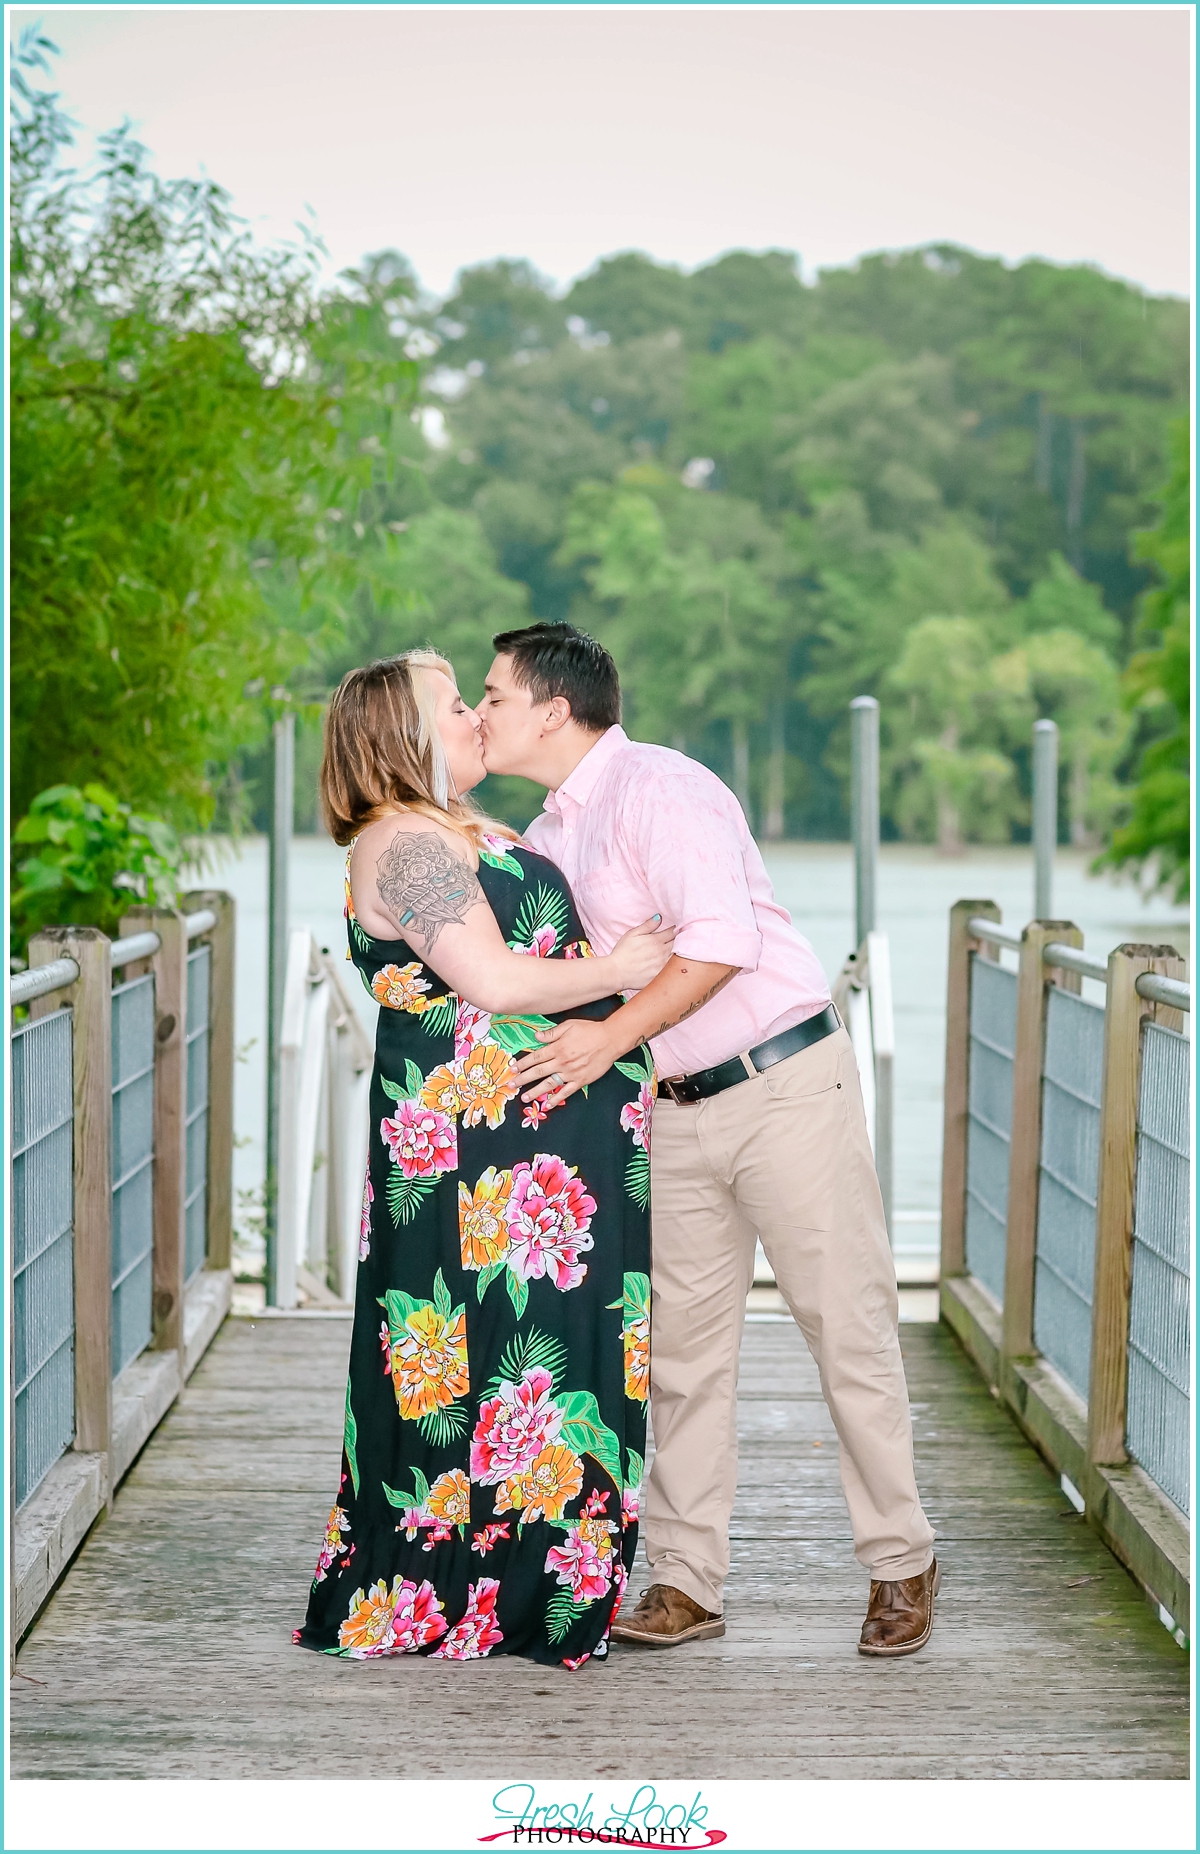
[858,1558,940,1657]
[610,1583,725,1647]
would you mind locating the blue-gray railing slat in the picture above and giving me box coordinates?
[1033,985,1106,1401]
[184,943,211,1281]
[111,974,156,1377]
[965,955,1017,1307]
[1127,1021,1190,1515]
[12,1008,76,1508]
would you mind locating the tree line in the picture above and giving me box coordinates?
[9,31,1190,946]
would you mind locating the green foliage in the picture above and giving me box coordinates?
[11,783,181,954]
[486,1327,569,1395]
[1098,419,1190,898]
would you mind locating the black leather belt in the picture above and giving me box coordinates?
[658,1004,841,1105]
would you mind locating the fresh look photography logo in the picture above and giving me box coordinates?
[480,1785,726,1847]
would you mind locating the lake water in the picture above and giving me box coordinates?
[188,834,1190,1277]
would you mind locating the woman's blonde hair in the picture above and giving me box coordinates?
[319,649,517,849]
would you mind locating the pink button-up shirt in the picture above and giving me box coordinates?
[522,726,832,1077]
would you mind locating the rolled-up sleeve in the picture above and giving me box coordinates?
[630,772,763,972]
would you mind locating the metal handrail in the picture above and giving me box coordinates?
[968,917,1023,952]
[10,908,218,1007]
[1135,972,1191,1013]
[1043,942,1109,984]
[10,958,80,1007]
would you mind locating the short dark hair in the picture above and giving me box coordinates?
[491,623,621,732]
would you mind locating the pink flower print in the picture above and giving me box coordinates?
[521,1095,550,1130]
[513,925,558,958]
[470,1366,564,1486]
[482,833,519,858]
[455,1002,492,1061]
[563,940,593,960]
[505,1154,595,1292]
[380,1100,457,1179]
[583,1488,610,1517]
[395,1505,426,1542]
[621,1483,640,1530]
[379,1320,393,1374]
[313,1504,351,1583]
[432,1578,504,1660]
[421,1520,454,1552]
[359,1170,374,1261]
[620,1080,654,1155]
[338,1575,447,1658]
[545,1528,613,1604]
[471,1523,511,1557]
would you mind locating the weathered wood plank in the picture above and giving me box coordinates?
[10,1316,1188,1780]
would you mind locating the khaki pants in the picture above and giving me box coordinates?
[646,1025,935,1613]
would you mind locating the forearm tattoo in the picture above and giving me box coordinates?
[653,969,736,1038]
[376,832,484,953]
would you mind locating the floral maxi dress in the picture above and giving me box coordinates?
[295,835,652,1668]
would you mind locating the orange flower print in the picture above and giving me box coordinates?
[420,1063,461,1119]
[456,1041,519,1130]
[495,1442,584,1523]
[609,1272,651,1404]
[372,962,434,1014]
[458,1168,513,1271]
[425,1468,471,1529]
[391,1302,470,1421]
[338,1575,447,1658]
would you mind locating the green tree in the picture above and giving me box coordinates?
[1099,418,1190,898]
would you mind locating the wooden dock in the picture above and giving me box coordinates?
[11,1312,1188,1780]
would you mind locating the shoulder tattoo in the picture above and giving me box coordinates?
[376,831,484,953]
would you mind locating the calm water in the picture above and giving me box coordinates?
[188,835,1190,1272]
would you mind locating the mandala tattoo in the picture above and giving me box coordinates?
[376,832,484,954]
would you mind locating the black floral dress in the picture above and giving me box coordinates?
[295,832,652,1669]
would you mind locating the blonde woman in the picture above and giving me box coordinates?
[294,651,668,1669]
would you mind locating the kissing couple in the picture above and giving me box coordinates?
[295,623,936,1670]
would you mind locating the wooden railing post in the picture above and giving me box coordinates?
[28,928,113,1488]
[940,900,1000,1281]
[121,906,188,1359]
[1087,943,1188,1467]
[179,891,236,1273]
[1001,919,1083,1363]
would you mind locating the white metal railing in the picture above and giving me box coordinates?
[946,900,1190,1635]
[275,929,374,1309]
[12,909,217,1007]
[968,917,1193,1014]
[10,896,233,1645]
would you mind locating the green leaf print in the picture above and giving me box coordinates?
[623,1272,651,1324]
[624,1148,651,1210]
[386,1171,436,1227]
[625,1448,644,1492]
[476,1260,504,1303]
[350,915,372,956]
[379,1286,426,1332]
[506,1270,530,1320]
[480,845,525,878]
[381,1074,405,1102]
[545,1588,593,1646]
[488,1326,568,1395]
[382,1466,431,1510]
[418,1402,469,1446]
[557,1390,623,1489]
[421,994,458,1038]
[486,1012,557,1057]
[380,1059,426,1103]
[343,1382,360,1497]
[432,1268,452,1321]
[509,882,569,949]
[615,1048,655,1086]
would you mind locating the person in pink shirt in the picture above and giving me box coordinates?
[478,622,938,1658]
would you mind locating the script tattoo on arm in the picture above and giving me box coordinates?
[652,968,736,1039]
[376,831,485,954]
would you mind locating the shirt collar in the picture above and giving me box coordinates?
[542,725,628,822]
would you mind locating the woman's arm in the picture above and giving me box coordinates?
[353,818,673,1014]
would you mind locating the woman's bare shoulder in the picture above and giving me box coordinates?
[350,811,483,941]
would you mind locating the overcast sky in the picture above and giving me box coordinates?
[14,5,1194,301]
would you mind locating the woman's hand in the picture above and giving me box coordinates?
[607,916,676,991]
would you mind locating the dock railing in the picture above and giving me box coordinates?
[10,891,235,1642]
[940,901,1190,1639]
